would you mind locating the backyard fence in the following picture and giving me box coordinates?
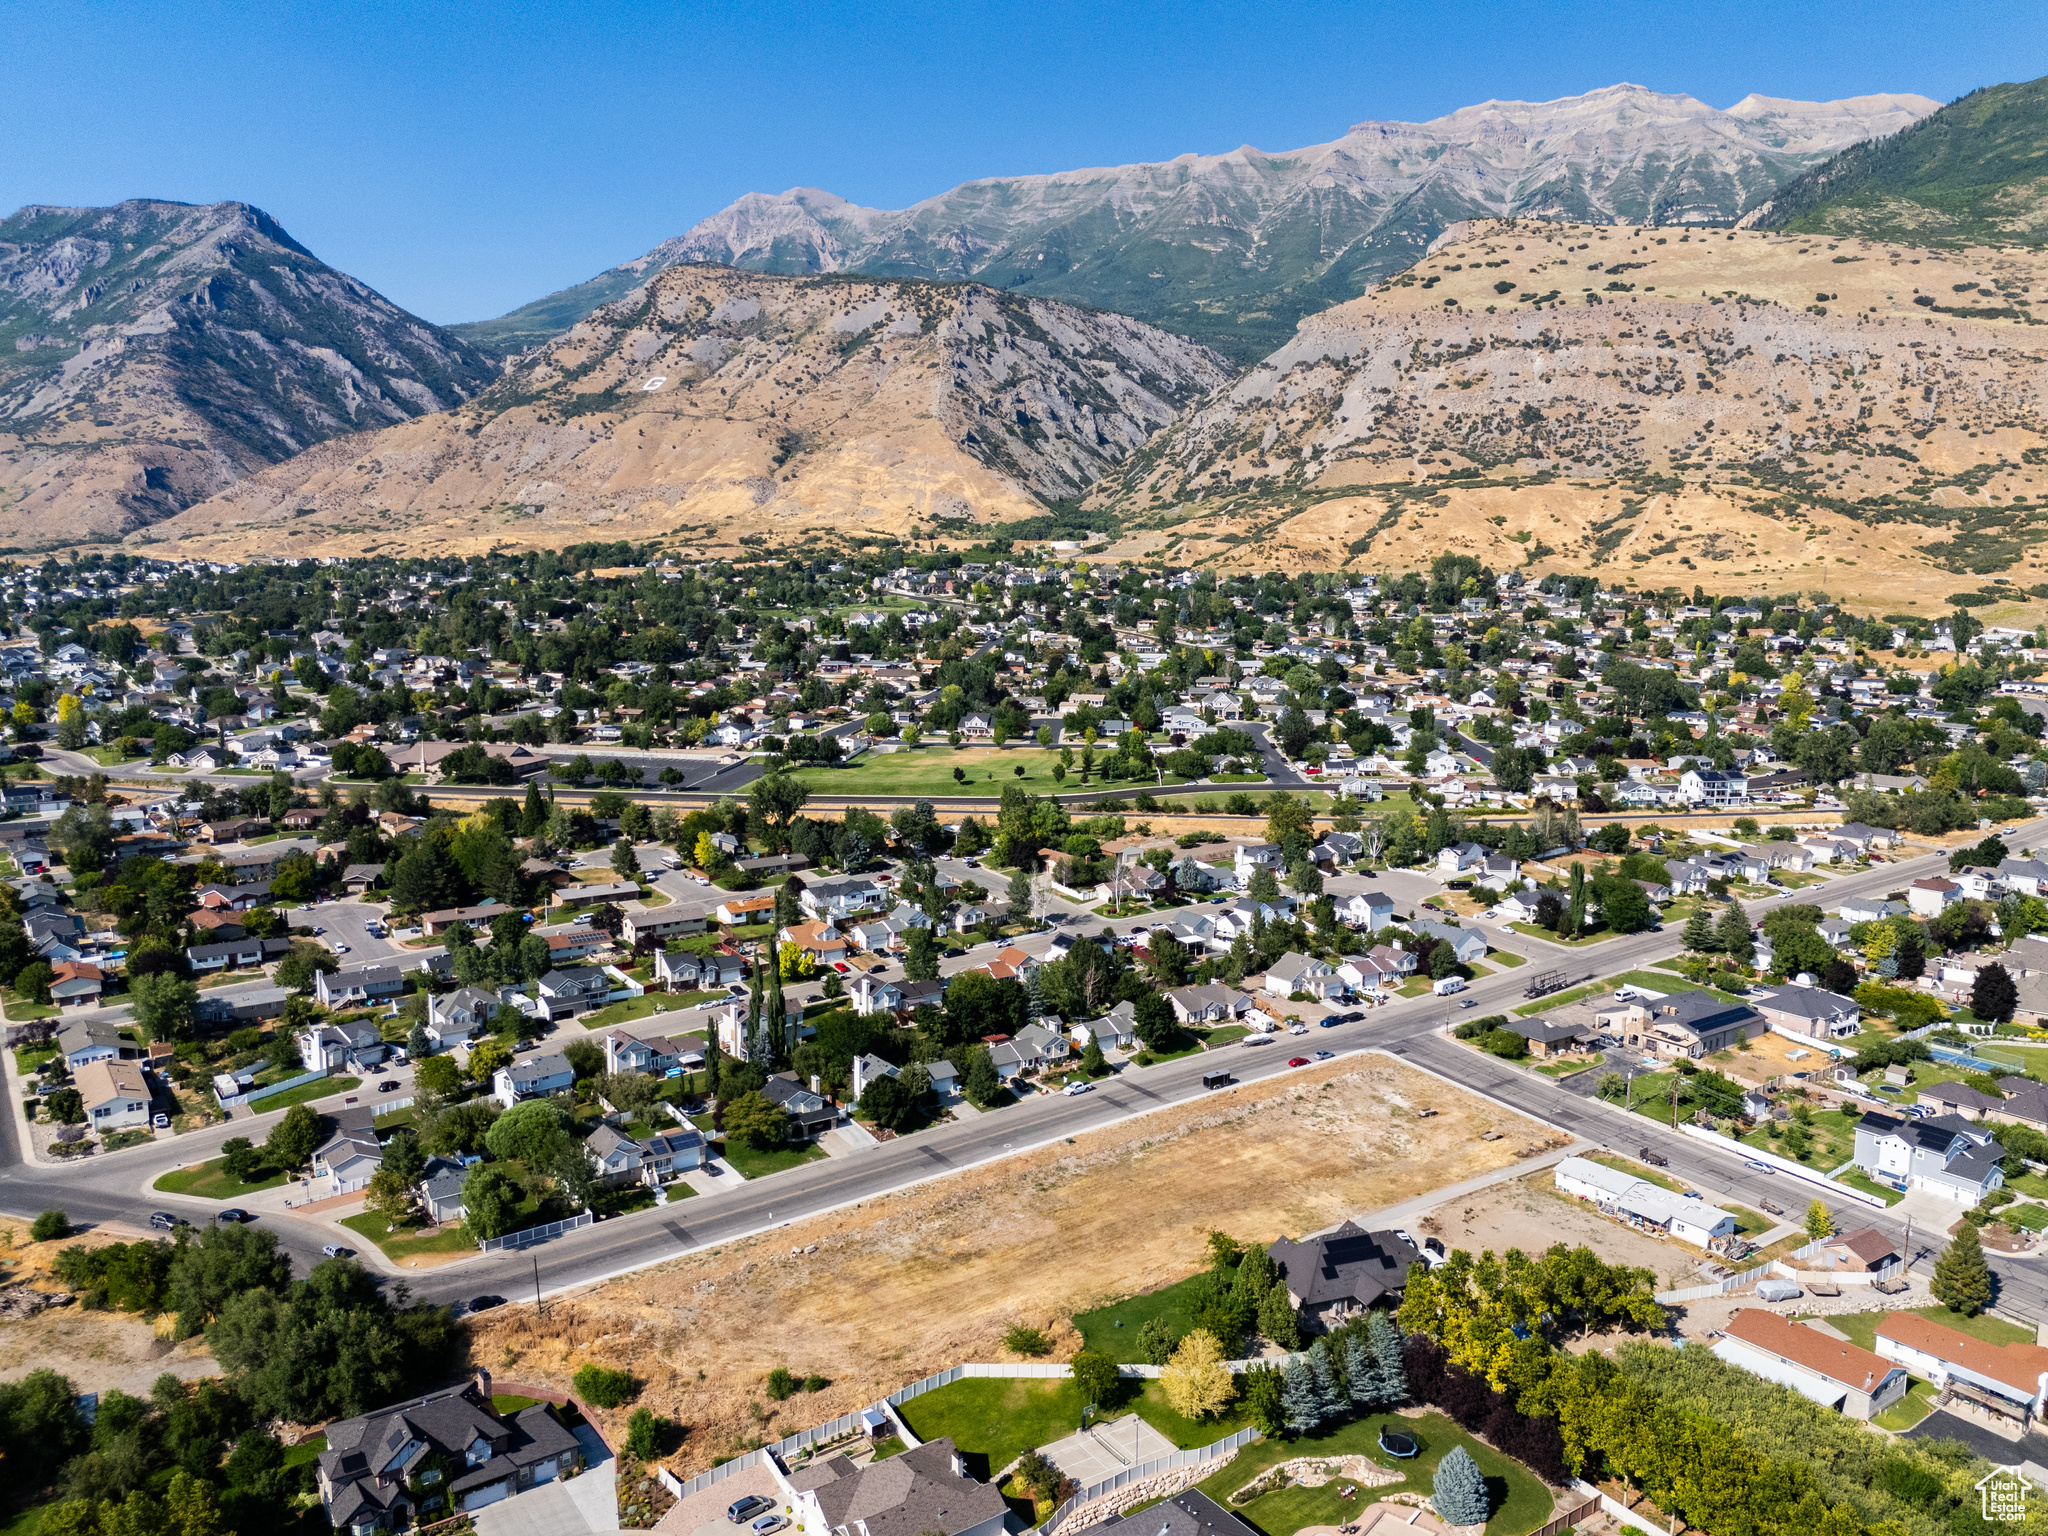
[1529,1495,1603,1536]
[217,1067,328,1110]
[1928,1044,2014,1074]
[475,1211,593,1253]
[1036,1425,1262,1536]
[1655,1239,1832,1303]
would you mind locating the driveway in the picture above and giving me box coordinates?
[474,1441,619,1536]
[651,1460,784,1536]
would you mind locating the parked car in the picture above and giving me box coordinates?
[149,1211,180,1231]
[752,1517,789,1535]
[1313,1050,1334,1061]
[321,1244,352,1258]
[151,1112,170,1129]
[468,1295,506,1314]
[1063,1081,1094,1096]
[728,1497,775,1524]
[217,1209,249,1224]
[379,1079,402,1092]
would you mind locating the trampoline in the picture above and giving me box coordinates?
[1377,1430,1419,1459]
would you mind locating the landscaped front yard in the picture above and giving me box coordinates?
[152,1156,288,1200]
[338,1211,479,1262]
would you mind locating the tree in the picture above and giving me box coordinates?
[1259,1283,1302,1351]
[29,1209,69,1242]
[1974,962,2018,1024]
[965,1048,1002,1106]
[1716,899,1755,965]
[468,1038,512,1084]
[722,1090,787,1149]
[1803,1199,1835,1241]
[485,1100,572,1166]
[1431,1446,1490,1526]
[1006,868,1034,924]
[15,961,53,1007]
[903,925,939,983]
[366,1167,420,1227]
[220,1137,261,1182]
[610,838,641,880]
[1306,1339,1345,1421]
[1160,1328,1236,1420]
[1683,904,1718,954]
[1365,1311,1406,1402]
[1138,1317,1181,1366]
[461,1166,522,1240]
[127,973,199,1045]
[164,1223,293,1339]
[1932,1221,1993,1316]
[260,1104,322,1174]
[45,1086,82,1124]
[859,1072,915,1130]
[1079,1036,1105,1077]
[415,1054,460,1098]
[748,770,810,852]
[624,1406,669,1462]
[1242,1362,1285,1435]
[1280,1358,1322,1432]
[1069,1348,1122,1409]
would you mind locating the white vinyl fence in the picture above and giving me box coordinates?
[475,1210,593,1252]
[1037,1426,1262,1536]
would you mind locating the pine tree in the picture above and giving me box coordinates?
[1431,1446,1490,1526]
[1564,862,1586,939]
[1231,1245,1275,1311]
[1306,1339,1345,1423]
[1343,1332,1377,1408]
[1717,899,1755,964]
[521,779,547,836]
[1365,1311,1406,1403]
[1258,1282,1302,1352]
[1932,1222,1993,1317]
[1683,904,1718,954]
[1279,1358,1322,1433]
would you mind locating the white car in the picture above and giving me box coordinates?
[1063,1081,1095,1096]
[334,943,351,954]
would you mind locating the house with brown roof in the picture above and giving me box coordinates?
[74,1058,154,1132]
[1876,1312,2048,1424]
[1711,1309,1908,1420]
[1814,1227,1901,1275]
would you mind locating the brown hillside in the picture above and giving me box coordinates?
[129,266,1231,561]
[1089,219,2048,610]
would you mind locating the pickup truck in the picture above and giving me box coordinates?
[1637,1146,1669,1167]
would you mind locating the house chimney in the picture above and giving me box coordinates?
[811,1075,822,1094]
[474,1366,492,1401]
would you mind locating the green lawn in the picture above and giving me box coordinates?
[1073,1270,1213,1363]
[493,1394,541,1413]
[718,1136,827,1179]
[1823,1305,2034,1355]
[339,1211,478,1261]
[787,745,1074,798]
[1875,1378,1939,1432]
[896,1377,1249,1481]
[281,1434,327,1471]
[1836,1170,1905,1206]
[1506,921,1622,947]
[1196,1410,1554,1536]
[1487,949,1527,969]
[580,993,706,1030]
[0,1501,51,1536]
[246,1076,361,1113]
[152,1156,288,1199]
[2006,1202,2048,1232]
[1513,969,1744,1019]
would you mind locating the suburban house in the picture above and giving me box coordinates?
[186,936,293,974]
[1712,1309,1907,1421]
[1067,1492,1261,1536]
[1615,991,1765,1059]
[1334,890,1397,931]
[620,906,709,947]
[1409,919,1487,967]
[48,961,104,1008]
[1504,1011,1601,1059]
[1751,983,1861,1041]
[1876,1313,2048,1425]
[529,966,618,1021]
[419,903,505,936]
[74,1058,153,1132]
[317,1369,583,1528]
[311,1107,384,1197]
[418,1155,474,1225]
[785,1437,1008,1536]
[492,1051,575,1108]
[714,896,776,926]
[1266,1221,1421,1329]
[1553,1156,1737,1249]
[1814,1228,1902,1276]
[425,987,502,1051]
[1166,984,1251,1026]
[1679,767,1748,806]
[1264,952,1339,1001]
[1906,877,1963,917]
[57,1019,140,1071]
[850,974,906,1017]
[1853,1111,2007,1203]
[1435,841,1488,875]
[850,1052,900,1104]
[584,1123,705,1187]
[299,1019,390,1073]
[551,880,641,911]
[761,1072,837,1140]
[600,1027,704,1077]
[315,964,407,1011]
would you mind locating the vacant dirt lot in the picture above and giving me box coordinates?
[467,1054,1564,1473]
[1413,1172,1711,1297]
[0,1217,218,1394]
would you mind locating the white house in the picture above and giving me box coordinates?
[1876,1313,2048,1423]
[1906,877,1963,917]
[1334,890,1397,931]
[492,1051,576,1108]
[1553,1156,1736,1248]
[1263,952,1339,1001]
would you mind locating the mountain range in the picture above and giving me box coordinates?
[0,200,497,542]
[132,265,1230,558]
[454,84,1938,362]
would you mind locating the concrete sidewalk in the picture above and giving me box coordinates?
[1333,1139,1588,1238]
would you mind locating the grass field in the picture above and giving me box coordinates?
[788,745,1078,797]
[1072,1270,1214,1363]
[1195,1409,1554,1536]
[339,1211,478,1262]
[152,1156,288,1199]
[244,1075,361,1113]
[895,1376,1250,1479]
[581,993,710,1030]
[1822,1305,2034,1356]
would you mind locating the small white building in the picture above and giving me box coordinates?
[1553,1155,1736,1248]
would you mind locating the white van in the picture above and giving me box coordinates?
[1432,976,1467,997]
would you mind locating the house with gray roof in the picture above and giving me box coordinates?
[317,1368,581,1529]
[785,1437,1007,1536]
[492,1051,574,1108]
[1854,1110,2006,1204]
[1267,1221,1421,1330]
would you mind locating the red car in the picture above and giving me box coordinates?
[1287,1056,1310,1067]
[832,961,850,974]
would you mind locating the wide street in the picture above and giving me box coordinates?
[0,814,2032,1324]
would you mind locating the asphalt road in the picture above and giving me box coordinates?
[8,819,2044,1326]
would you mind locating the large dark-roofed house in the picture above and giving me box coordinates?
[317,1369,581,1531]
[1266,1221,1421,1330]
[786,1436,1008,1536]
[1067,1489,1262,1536]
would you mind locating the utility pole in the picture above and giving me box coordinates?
[532,1253,543,1317]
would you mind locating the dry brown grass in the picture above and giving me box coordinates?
[466,1055,1564,1473]
[0,1218,219,1394]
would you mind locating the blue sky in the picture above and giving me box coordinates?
[4,0,2042,325]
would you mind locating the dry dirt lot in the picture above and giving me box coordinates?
[468,1054,1566,1474]
[1412,1172,1712,1299]
[0,1218,218,1394]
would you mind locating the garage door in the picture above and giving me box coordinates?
[460,1481,511,1513]
[531,1457,558,1486]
